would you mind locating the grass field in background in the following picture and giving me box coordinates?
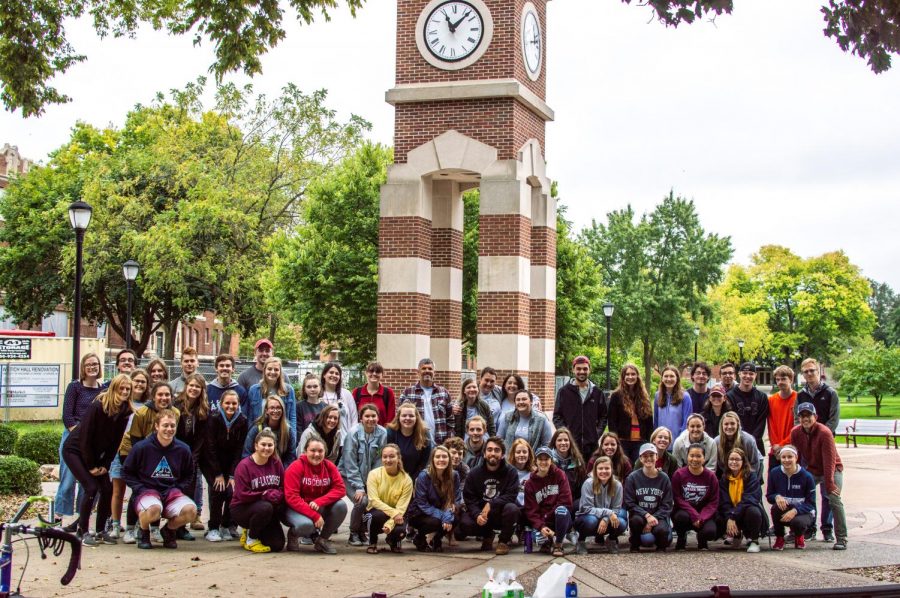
[4,421,62,435]
[839,395,900,419]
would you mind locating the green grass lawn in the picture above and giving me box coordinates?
[3,420,63,435]
[839,394,900,419]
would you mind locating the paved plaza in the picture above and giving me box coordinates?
[10,446,900,597]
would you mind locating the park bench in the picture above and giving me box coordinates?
[839,418,900,449]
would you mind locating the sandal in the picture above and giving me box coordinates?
[366,545,379,554]
[551,544,565,557]
[388,540,403,553]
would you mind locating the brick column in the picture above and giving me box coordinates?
[377,172,432,393]
[530,186,557,410]
[477,160,531,380]
[430,180,464,398]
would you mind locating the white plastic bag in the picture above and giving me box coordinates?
[532,562,576,598]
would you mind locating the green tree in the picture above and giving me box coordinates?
[868,279,899,346]
[624,0,900,73]
[839,343,900,417]
[700,265,772,364]
[0,80,367,357]
[582,192,733,388]
[270,142,390,366]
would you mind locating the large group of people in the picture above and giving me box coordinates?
[57,342,849,557]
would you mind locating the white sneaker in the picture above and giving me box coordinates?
[122,528,136,544]
[564,531,578,546]
[150,526,164,544]
[746,541,760,553]
[108,521,122,539]
[206,529,223,542]
[219,526,234,541]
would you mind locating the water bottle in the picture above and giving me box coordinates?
[523,528,533,553]
[565,579,578,597]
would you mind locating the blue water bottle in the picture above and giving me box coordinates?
[523,528,533,553]
[565,579,578,597]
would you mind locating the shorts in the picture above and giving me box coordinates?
[109,455,124,480]
[135,490,196,519]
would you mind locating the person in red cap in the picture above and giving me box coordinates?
[552,356,607,459]
[238,338,274,391]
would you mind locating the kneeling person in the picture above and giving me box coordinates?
[460,437,520,555]
[122,409,197,549]
[284,437,347,554]
[524,447,574,557]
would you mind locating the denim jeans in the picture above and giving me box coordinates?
[814,471,846,541]
[575,509,628,540]
[54,428,81,516]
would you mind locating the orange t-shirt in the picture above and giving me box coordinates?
[767,390,797,453]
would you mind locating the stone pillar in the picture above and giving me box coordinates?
[430,179,464,398]
[477,159,532,383]
[530,185,557,410]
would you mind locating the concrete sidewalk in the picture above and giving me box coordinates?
[9,446,900,597]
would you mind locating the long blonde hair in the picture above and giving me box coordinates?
[388,403,429,450]
[591,456,618,499]
[257,395,291,456]
[426,446,455,509]
[260,357,288,397]
[178,373,210,420]
[99,374,132,417]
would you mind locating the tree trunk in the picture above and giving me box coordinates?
[268,313,277,346]
[876,394,882,417]
[642,339,653,391]
[163,320,179,360]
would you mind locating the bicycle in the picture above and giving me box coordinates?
[0,496,81,598]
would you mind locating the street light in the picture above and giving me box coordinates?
[602,302,614,392]
[693,326,700,363]
[122,260,140,350]
[68,201,92,381]
[737,338,745,364]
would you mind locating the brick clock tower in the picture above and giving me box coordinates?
[378,0,556,405]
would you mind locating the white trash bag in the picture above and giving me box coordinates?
[533,562,576,598]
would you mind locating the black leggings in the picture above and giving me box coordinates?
[409,513,451,543]
[459,502,521,544]
[673,509,717,546]
[230,501,285,552]
[366,509,406,546]
[628,513,671,549]
[201,465,233,530]
[716,505,763,541]
[62,448,112,535]
[770,505,814,538]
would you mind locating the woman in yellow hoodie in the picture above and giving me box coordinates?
[365,443,413,554]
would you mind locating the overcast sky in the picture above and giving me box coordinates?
[2,0,899,288]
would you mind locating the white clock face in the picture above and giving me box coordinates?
[423,1,485,63]
[521,3,542,80]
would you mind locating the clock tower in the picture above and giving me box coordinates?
[378,0,556,404]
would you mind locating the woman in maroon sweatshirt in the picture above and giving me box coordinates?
[230,429,285,553]
[671,443,719,550]
[524,447,573,557]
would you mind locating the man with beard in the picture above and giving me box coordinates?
[399,358,455,445]
[460,437,520,555]
[553,356,606,458]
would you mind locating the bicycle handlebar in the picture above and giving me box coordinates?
[33,526,81,585]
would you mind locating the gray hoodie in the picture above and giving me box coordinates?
[577,477,624,520]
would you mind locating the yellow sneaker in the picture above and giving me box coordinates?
[240,530,247,548]
[244,539,271,553]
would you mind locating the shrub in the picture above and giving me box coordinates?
[0,456,42,495]
[15,430,62,465]
[0,424,17,455]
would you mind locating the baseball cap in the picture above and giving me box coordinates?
[254,338,273,350]
[535,447,554,459]
[572,355,590,367]
[797,402,816,415]
[710,385,726,396]
[639,443,658,457]
[739,362,757,373]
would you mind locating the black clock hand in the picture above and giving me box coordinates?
[450,10,470,33]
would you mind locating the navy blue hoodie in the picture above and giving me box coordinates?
[123,434,194,499]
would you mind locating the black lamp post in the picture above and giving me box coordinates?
[602,302,614,392]
[122,260,140,350]
[693,326,700,363]
[737,338,745,364]
[68,201,92,381]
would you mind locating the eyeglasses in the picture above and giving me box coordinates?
[85,363,101,369]
[118,358,136,364]
[802,369,817,375]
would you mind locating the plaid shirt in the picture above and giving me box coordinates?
[399,382,455,444]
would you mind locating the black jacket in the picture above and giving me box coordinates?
[203,410,249,477]
[176,406,210,460]
[606,391,653,443]
[463,460,519,516]
[64,398,132,470]
[553,381,607,453]
[726,386,769,455]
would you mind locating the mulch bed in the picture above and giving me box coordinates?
[843,565,900,583]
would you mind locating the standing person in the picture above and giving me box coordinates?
[123,409,198,550]
[550,428,587,502]
[237,338,273,391]
[283,437,348,554]
[791,403,848,550]
[700,385,732,440]
[726,362,769,456]
[476,367,503,424]
[408,445,461,552]
[606,364,654,463]
[552,356,607,459]
[129,369,151,405]
[174,373,210,538]
[714,411,761,477]
[352,362,396,427]
[207,354,247,412]
[588,432,632,482]
[624,443,674,552]
[146,358,169,385]
[116,382,180,545]
[112,348,137,376]
[201,389,249,542]
[320,361,359,438]
[454,378,495,439]
[672,414,717,470]
[229,429,285,553]
[298,404,343,463]
[768,365,798,472]
[497,389,553,452]
[386,402,433,480]
[717,448,764,553]
[671,443,719,550]
[62,374,133,545]
[57,352,104,530]
[297,373,326,432]
[108,369,151,539]
[718,362,737,394]
[524,447,574,557]
[243,395,297,466]
[170,347,201,395]
[795,358,841,541]
[767,445,816,550]
[459,437,521,555]
[653,366,693,439]
[399,358,455,445]
[575,456,627,555]
[687,362,712,414]
[247,357,297,435]
[462,416,488,468]
[499,374,543,415]
[341,404,387,546]
[365,444,414,554]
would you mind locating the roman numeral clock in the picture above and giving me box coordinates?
[378,0,557,408]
